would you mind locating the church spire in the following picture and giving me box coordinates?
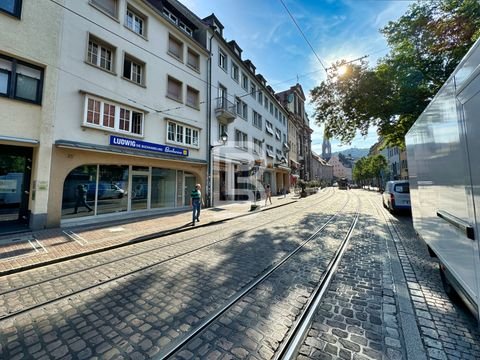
[322,131,331,161]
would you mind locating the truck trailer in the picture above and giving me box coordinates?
[405,38,480,322]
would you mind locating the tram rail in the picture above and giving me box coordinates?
[159,192,360,359]
[0,190,339,322]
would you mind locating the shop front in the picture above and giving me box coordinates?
[0,144,33,233]
[49,138,206,227]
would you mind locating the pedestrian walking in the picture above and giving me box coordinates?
[74,184,93,213]
[190,183,204,225]
[265,184,272,206]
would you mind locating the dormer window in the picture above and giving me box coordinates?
[163,8,177,24]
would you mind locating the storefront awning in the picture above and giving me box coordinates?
[55,140,207,165]
[0,135,39,145]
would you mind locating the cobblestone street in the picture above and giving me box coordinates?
[0,190,479,359]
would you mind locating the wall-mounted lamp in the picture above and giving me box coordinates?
[211,131,228,149]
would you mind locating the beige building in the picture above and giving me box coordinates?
[328,154,352,181]
[277,84,313,183]
[0,0,63,231]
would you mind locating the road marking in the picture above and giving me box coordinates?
[62,230,88,246]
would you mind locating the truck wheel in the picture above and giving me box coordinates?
[439,263,459,302]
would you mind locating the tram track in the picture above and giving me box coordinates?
[159,192,361,359]
[0,190,336,296]
[0,190,343,322]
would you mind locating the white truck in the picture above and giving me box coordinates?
[405,38,480,322]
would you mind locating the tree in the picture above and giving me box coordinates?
[311,0,480,147]
[353,154,387,187]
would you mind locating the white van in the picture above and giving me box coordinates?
[406,37,480,321]
[382,180,411,213]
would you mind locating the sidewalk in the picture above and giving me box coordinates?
[0,194,298,276]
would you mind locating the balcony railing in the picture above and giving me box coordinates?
[215,97,236,124]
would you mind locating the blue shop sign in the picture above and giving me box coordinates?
[110,135,189,157]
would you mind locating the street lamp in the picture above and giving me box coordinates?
[208,131,228,208]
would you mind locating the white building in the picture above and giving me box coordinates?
[387,146,401,180]
[0,0,294,231]
[0,0,215,230]
[51,0,214,227]
[203,14,289,202]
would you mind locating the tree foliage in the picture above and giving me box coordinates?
[353,154,388,186]
[311,0,480,148]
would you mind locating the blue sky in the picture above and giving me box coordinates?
[180,0,415,154]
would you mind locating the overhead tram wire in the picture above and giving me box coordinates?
[278,0,328,75]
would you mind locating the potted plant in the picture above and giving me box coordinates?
[297,179,308,197]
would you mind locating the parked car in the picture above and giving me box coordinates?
[382,180,411,213]
[87,182,125,200]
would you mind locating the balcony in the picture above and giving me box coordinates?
[215,97,236,124]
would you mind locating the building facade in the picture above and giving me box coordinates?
[0,0,310,231]
[277,84,313,183]
[328,154,352,181]
[204,13,289,202]
[387,146,401,180]
[310,152,333,184]
[0,0,213,230]
[0,0,63,231]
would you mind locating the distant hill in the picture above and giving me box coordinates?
[331,148,369,160]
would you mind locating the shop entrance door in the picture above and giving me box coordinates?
[130,167,149,211]
[0,145,32,232]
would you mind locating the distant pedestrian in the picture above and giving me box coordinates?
[74,184,93,213]
[265,184,272,205]
[190,183,204,225]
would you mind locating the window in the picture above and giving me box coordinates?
[266,144,274,158]
[275,107,278,119]
[87,35,114,72]
[218,49,227,71]
[179,21,193,36]
[253,110,262,129]
[253,138,263,154]
[103,102,115,128]
[167,76,182,102]
[167,121,199,147]
[231,62,239,82]
[235,130,248,150]
[275,128,281,140]
[234,97,248,120]
[187,48,200,71]
[258,92,263,105]
[235,97,242,115]
[84,95,144,135]
[242,102,248,120]
[90,0,117,18]
[0,0,22,17]
[0,55,43,104]
[250,83,256,98]
[265,121,274,136]
[219,123,228,140]
[163,8,177,24]
[168,34,183,61]
[123,55,144,85]
[270,102,274,115]
[186,86,199,109]
[241,73,248,90]
[125,7,145,36]
[264,98,268,110]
